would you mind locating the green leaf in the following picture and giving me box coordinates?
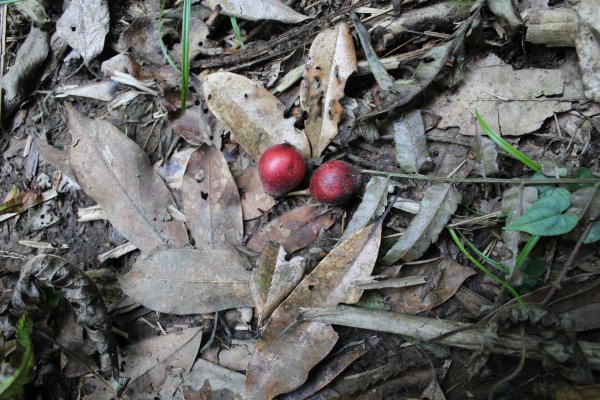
[570,167,595,191]
[0,313,34,400]
[504,189,579,236]
[518,257,546,293]
[532,172,554,197]
[584,221,600,244]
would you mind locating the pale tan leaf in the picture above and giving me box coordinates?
[300,21,356,157]
[501,186,538,275]
[203,72,310,159]
[250,243,306,325]
[236,167,276,220]
[246,223,382,399]
[120,248,252,315]
[182,146,244,250]
[246,204,335,253]
[205,0,309,23]
[67,104,189,255]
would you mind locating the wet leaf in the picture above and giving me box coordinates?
[67,104,189,255]
[205,0,309,23]
[120,248,252,315]
[246,223,382,399]
[246,205,335,253]
[0,313,34,400]
[300,21,356,157]
[381,110,432,173]
[505,188,579,236]
[236,167,276,220]
[250,243,306,325]
[339,176,389,243]
[382,184,461,264]
[182,146,244,250]
[203,72,310,160]
[501,186,538,273]
[56,0,109,64]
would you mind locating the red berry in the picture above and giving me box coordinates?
[309,160,362,204]
[258,144,306,196]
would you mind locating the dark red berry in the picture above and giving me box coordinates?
[258,144,306,196]
[309,160,362,204]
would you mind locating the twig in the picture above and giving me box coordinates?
[489,325,527,400]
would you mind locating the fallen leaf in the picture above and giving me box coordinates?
[488,0,523,29]
[118,16,174,66]
[250,243,306,325]
[182,358,246,399]
[473,136,499,177]
[246,223,382,399]
[14,0,50,26]
[380,110,432,173]
[205,0,309,23]
[383,257,476,314]
[120,248,252,314]
[575,0,600,102]
[172,17,210,61]
[54,80,119,102]
[236,167,276,220]
[246,204,335,253]
[56,0,109,64]
[154,147,198,190]
[382,184,461,264]
[182,146,244,250]
[170,105,214,146]
[501,186,538,274]
[300,21,356,157]
[339,176,389,243]
[203,72,310,159]
[67,104,189,255]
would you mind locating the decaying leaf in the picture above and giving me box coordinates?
[14,0,51,27]
[120,248,252,315]
[154,147,197,190]
[382,184,461,264]
[473,136,499,177]
[250,243,306,325]
[246,223,382,399]
[575,0,600,102]
[170,105,214,146]
[300,21,357,157]
[380,110,432,173]
[182,358,247,399]
[339,176,389,243]
[56,0,109,64]
[501,186,538,275]
[12,255,118,374]
[488,0,523,29]
[205,0,309,23]
[118,16,175,66]
[203,72,310,159]
[67,104,189,255]
[172,17,210,61]
[236,167,276,220]
[182,146,244,250]
[246,204,335,253]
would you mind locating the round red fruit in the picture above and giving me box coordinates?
[258,144,306,196]
[309,160,362,204]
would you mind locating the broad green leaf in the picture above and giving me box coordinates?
[518,258,546,293]
[504,189,579,236]
[584,221,600,244]
[532,172,554,197]
[0,313,34,400]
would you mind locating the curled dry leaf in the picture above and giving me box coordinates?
[382,184,461,264]
[205,0,309,23]
[246,204,335,253]
[300,21,357,157]
[203,72,310,160]
[119,248,252,315]
[381,110,432,173]
[246,223,382,399]
[67,104,189,255]
[182,146,244,250]
[250,243,306,325]
[56,0,109,64]
[236,167,276,220]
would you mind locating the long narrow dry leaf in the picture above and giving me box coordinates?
[246,223,382,399]
[182,146,243,250]
[382,183,461,264]
[203,72,310,159]
[205,0,309,23]
[300,21,356,157]
[382,110,431,173]
[120,248,252,315]
[67,104,189,255]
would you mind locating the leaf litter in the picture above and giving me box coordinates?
[2,0,600,399]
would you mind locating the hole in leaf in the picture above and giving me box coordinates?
[201,192,208,200]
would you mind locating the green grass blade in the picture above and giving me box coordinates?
[180,0,191,112]
[516,234,540,268]
[475,110,541,173]
[158,0,182,75]
[449,228,524,305]
[456,230,510,273]
[230,16,245,49]
[0,313,34,400]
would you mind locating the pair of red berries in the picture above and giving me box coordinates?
[258,144,361,204]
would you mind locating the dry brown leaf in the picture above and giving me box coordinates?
[170,105,214,146]
[203,72,310,160]
[250,243,306,325]
[154,147,197,190]
[118,16,174,66]
[119,248,252,314]
[383,257,476,314]
[246,204,335,253]
[300,21,356,157]
[246,223,382,399]
[182,146,244,250]
[67,104,189,255]
[205,0,309,23]
[236,167,276,220]
[172,17,210,61]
